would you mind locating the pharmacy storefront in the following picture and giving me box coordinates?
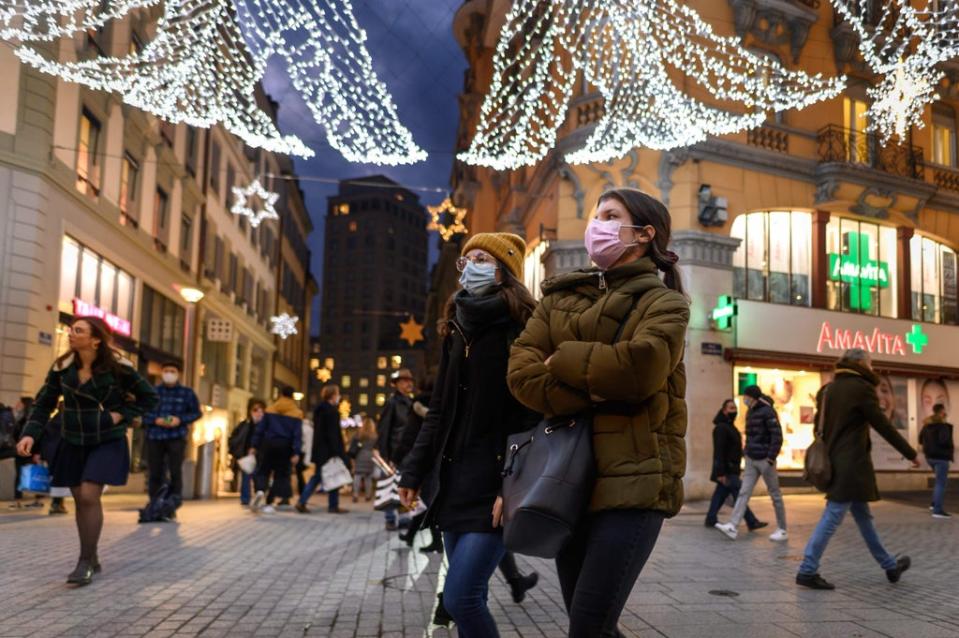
[726,300,958,484]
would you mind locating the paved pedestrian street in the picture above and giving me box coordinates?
[0,493,956,638]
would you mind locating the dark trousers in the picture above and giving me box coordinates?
[254,439,293,502]
[705,475,760,528]
[146,438,186,505]
[556,509,664,638]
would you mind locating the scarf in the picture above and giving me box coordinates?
[453,288,511,338]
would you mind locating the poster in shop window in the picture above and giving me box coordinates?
[870,374,911,470]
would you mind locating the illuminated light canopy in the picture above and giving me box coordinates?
[270,313,299,339]
[426,197,468,241]
[832,0,959,144]
[459,0,845,169]
[231,178,279,228]
[4,0,425,164]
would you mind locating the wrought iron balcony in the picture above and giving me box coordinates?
[816,125,923,180]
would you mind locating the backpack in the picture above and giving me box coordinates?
[228,421,252,459]
[138,484,178,523]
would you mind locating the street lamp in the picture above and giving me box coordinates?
[176,286,205,304]
[175,285,205,389]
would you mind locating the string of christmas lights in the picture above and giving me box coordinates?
[5,0,424,164]
[459,0,845,170]
[833,0,959,144]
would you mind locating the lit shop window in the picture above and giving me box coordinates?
[731,211,811,306]
[60,236,134,321]
[826,218,897,318]
[910,235,958,324]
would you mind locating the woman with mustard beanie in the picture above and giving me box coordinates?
[399,232,541,637]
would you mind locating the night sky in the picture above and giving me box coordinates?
[259,0,468,334]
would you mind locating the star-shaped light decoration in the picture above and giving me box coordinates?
[867,58,939,143]
[427,197,468,241]
[399,315,424,347]
[231,178,279,228]
[270,313,298,340]
[315,368,331,383]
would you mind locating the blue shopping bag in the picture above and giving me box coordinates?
[18,464,51,494]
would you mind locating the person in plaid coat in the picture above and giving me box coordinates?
[17,316,157,586]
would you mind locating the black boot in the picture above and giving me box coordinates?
[886,556,911,583]
[66,559,95,586]
[508,572,539,603]
[432,593,454,627]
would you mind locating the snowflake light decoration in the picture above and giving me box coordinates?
[833,0,959,144]
[270,313,299,340]
[231,178,280,228]
[459,0,844,169]
[427,198,468,241]
[3,0,425,164]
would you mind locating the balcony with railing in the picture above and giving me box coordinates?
[932,164,959,193]
[816,125,924,180]
[747,125,789,154]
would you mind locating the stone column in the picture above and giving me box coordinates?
[669,230,741,502]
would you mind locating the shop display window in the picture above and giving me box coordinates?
[910,235,958,325]
[825,218,897,318]
[731,211,811,307]
[60,235,135,321]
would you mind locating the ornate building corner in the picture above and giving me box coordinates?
[850,186,895,219]
[670,230,742,271]
[729,0,820,63]
[656,149,690,208]
[542,240,591,278]
[557,161,586,219]
[814,178,839,204]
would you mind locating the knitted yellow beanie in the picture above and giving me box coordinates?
[461,232,526,280]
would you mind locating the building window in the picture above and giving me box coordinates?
[524,241,548,301]
[375,393,386,407]
[185,127,198,176]
[76,109,101,196]
[391,355,402,369]
[210,140,221,194]
[225,164,235,208]
[911,235,958,324]
[826,217,897,317]
[376,374,386,387]
[348,221,358,232]
[359,377,369,388]
[153,188,169,246]
[180,213,193,267]
[140,285,186,357]
[118,153,139,223]
[324,357,335,370]
[228,253,238,294]
[60,236,134,321]
[731,211,811,306]
[359,393,369,407]
[843,96,869,164]
[931,105,957,167]
[341,375,351,389]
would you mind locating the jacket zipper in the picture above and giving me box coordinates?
[450,320,473,358]
[597,271,607,290]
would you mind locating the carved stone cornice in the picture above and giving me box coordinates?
[670,230,743,270]
[542,240,590,278]
[729,0,820,62]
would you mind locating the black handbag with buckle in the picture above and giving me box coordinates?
[501,295,641,558]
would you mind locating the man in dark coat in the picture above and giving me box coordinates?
[296,384,349,514]
[796,348,919,590]
[377,369,415,530]
[705,399,765,530]
[715,385,787,541]
[919,403,954,519]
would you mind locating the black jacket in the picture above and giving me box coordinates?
[743,397,783,461]
[376,392,413,464]
[919,417,954,462]
[711,411,744,482]
[395,392,430,468]
[312,402,347,467]
[228,419,257,459]
[399,315,540,533]
[816,361,917,502]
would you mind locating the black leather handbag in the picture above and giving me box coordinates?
[500,296,640,558]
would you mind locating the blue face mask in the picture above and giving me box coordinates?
[458,261,498,294]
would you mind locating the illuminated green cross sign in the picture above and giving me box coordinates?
[828,232,890,311]
[906,323,929,354]
[710,295,737,331]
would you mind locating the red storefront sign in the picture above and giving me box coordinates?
[72,298,132,337]
[816,321,906,356]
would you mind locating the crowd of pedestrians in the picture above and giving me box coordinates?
[4,187,954,638]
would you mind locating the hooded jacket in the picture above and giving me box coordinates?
[267,396,304,419]
[507,257,689,516]
[919,415,954,462]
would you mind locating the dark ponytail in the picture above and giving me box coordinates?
[597,188,687,297]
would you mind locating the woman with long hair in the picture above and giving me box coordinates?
[508,188,690,637]
[399,233,541,637]
[16,316,158,586]
[349,415,378,503]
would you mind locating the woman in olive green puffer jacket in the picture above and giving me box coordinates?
[507,188,688,638]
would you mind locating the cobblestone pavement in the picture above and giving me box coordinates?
[0,492,956,638]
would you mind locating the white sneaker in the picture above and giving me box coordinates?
[261,505,276,514]
[250,491,265,513]
[715,522,738,540]
[769,528,788,542]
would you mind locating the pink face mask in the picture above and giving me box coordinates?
[584,218,638,270]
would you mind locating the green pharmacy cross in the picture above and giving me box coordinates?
[905,324,929,354]
[710,295,737,331]
[828,232,890,312]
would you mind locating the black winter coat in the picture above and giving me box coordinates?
[312,402,347,467]
[711,412,744,482]
[743,398,783,461]
[376,392,413,464]
[399,317,540,533]
[816,362,917,502]
[395,393,430,469]
[919,417,954,462]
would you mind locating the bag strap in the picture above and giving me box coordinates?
[611,292,646,343]
[816,385,829,440]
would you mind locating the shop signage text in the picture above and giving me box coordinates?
[72,298,132,337]
[816,321,929,356]
[827,232,890,312]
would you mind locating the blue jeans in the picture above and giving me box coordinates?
[798,500,897,576]
[239,471,254,505]
[298,471,340,511]
[705,475,760,528]
[443,531,507,638]
[929,459,950,513]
